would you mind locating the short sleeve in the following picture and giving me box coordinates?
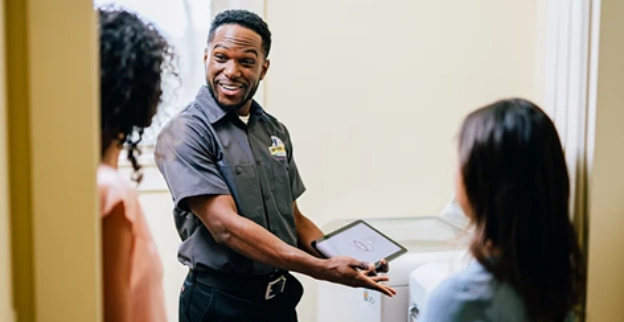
[154,112,230,211]
[284,126,306,200]
[419,278,486,322]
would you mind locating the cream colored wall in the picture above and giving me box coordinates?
[585,0,624,320]
[264,1,539,321]
[0,0,16,320]
[265,0,538,225]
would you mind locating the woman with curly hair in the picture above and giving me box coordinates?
[97,6,174,322]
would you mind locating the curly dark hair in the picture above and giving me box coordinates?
[98,6,175,182]
[208,9,272,58]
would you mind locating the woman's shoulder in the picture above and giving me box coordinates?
[97,165,139,220]
[420,261,528,321]
[430,260,497,304]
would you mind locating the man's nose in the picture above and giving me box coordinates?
[223,60,241,79]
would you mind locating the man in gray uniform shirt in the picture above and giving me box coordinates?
[155,9,395,322]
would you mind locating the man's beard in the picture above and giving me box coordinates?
[208,81,260,111]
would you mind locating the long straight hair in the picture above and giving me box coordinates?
[458,98,585,321]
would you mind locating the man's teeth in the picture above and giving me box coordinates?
[221,84,240,90]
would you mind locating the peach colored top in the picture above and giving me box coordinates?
[98,165,167,322]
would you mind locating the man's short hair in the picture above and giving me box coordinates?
[208,9,272,58]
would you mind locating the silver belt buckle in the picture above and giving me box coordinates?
[264,275,287,300]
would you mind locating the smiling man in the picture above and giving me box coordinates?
[154,9,395,322]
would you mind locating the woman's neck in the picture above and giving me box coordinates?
[102,141,122,169]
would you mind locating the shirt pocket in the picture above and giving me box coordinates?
[271,159,293,217]
[219,164,265,225]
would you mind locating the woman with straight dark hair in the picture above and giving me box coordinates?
[420,98,585,322]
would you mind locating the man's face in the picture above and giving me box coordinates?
[204,24,269,111]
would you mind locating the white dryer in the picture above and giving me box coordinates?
[316,200,471,322]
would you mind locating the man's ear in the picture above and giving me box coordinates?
[203,47,209,65]
[260,59,270,81]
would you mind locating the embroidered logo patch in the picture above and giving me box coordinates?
[269,136,287,159]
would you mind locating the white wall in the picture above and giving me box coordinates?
[136,1,544,322]
[264,1,539,321]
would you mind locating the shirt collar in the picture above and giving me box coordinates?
[194,85,265,124]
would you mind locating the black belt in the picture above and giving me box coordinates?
[189,268,290,302]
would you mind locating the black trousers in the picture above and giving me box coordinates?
[179,272,304,322]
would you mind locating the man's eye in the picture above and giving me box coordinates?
[214,54,226,61]
[242,59,255,65]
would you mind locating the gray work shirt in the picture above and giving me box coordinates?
[154,85,306,276]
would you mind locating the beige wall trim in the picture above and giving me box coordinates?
[5,0,36,320]
[26,1,101,322]
[0,0,16,320]
[585,0,624,320]
[6,1,102,322]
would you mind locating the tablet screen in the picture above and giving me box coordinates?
[314,220,407,263]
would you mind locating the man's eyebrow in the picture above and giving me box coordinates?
[213,44,259,57]
[213,44,229,50]
[244,49,259,57]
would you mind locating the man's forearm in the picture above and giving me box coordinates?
[190,195,326,277]
[292,201,324,256]
[226,217,308,268]
[295,214,324,257]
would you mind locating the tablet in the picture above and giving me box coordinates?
[311,220,407,264]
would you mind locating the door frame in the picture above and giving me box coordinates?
[0,0,16,320]
[5,1,101,321]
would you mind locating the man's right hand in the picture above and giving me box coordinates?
[315,256,397,297]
